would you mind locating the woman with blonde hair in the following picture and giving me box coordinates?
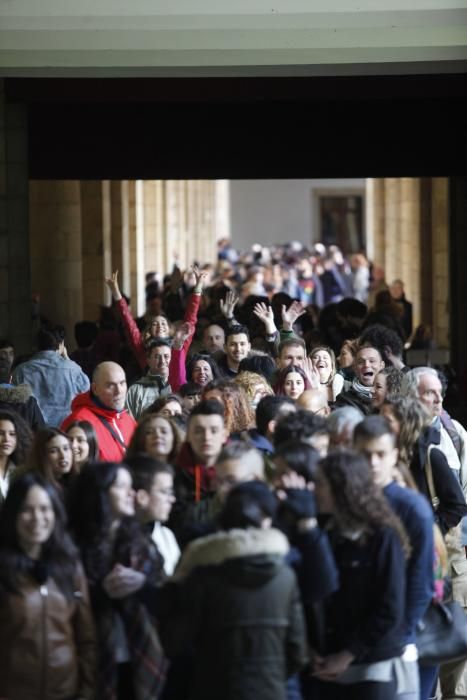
[233,371,273,410]
[309,345,344,402]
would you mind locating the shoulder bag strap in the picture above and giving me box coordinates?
[425,444,440,511]
[95,414,127,449]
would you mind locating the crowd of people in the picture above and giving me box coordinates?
[0,239,466,700]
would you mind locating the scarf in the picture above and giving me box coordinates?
[351,378,374,400]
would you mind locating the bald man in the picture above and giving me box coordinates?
[297,389,330,416]
[62,361,136,461]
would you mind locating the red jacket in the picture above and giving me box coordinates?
[115,293,200,390]
[61,392,136,463]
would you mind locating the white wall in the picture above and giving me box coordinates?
[229,178,365,251]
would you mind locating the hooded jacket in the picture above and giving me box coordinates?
[61,392,136,462]
[159,528,308,700]
[0,383,45,430]
[125,373,171,419]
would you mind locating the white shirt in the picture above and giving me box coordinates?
[152,522,181,577]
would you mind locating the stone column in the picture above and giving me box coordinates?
[432,178,449,348]
[119,180,132,300]
[131,180,146,317]
[29,180,83,345]
[80,181,111,321]
[383,178,401,287]
[110,180,131,298]
[400,178,421,329]
[0,81,32,352]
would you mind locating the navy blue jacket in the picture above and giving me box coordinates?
[324,525,406,662]
[384,481,434,644]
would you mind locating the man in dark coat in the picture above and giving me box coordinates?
[159,482,308,700]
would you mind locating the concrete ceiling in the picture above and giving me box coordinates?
[0,0,466,76]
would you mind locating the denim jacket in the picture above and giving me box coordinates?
[13,350,90,426]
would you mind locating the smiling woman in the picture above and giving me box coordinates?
[27,427,78,493]
[309,345,344,402]
[0,409,33,503]
[65,420,99,471]
[0,472,96,700]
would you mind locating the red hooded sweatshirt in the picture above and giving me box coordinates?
[61,392,136,463]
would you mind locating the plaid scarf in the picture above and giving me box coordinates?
[98,596,168,700]
[95,539,168,700]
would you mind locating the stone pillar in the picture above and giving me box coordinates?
[383,178,401,287]
[29,181,83,345]
[449,177,467,418]
[155,180,168,277]
[80,181,111,321]
[432,178,449,348]
[132,180,146,317]
[119,180,131,300]
[400,178,421,329]
[110,180,130,298]
[214,180,231,242]
[0,81,32,352]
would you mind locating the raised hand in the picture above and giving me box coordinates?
[281,300,306,330]
[253,302,277,335]
[172,321,193,350]
[220,290,239,320]
[169,265,184,293]
[104,270,122,301]
[192,264,208,293]
[302,357,321,389]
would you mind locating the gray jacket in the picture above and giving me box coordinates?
[125,373,171,419]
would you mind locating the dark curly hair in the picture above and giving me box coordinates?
[358,324,404,365]
[0,408,33,466]
[319,450,411,558]
[186,353,221,386]
[202,380,253,433]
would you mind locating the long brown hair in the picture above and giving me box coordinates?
[27,427,78,488]
[320,450,411,558]
[203,379,254,434]
[383,397,431,465]
[126,413,182,464]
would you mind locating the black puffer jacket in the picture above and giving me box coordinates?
[0,384,45,430]
[159,528,308,700]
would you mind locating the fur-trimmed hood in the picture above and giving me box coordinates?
[172,527,289,584]
[0,383,33,405]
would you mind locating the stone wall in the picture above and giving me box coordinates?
[28,179,222,347]
[366,177,449,348]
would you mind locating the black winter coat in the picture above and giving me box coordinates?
[410,442,467,535]
[159,528,308,700]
